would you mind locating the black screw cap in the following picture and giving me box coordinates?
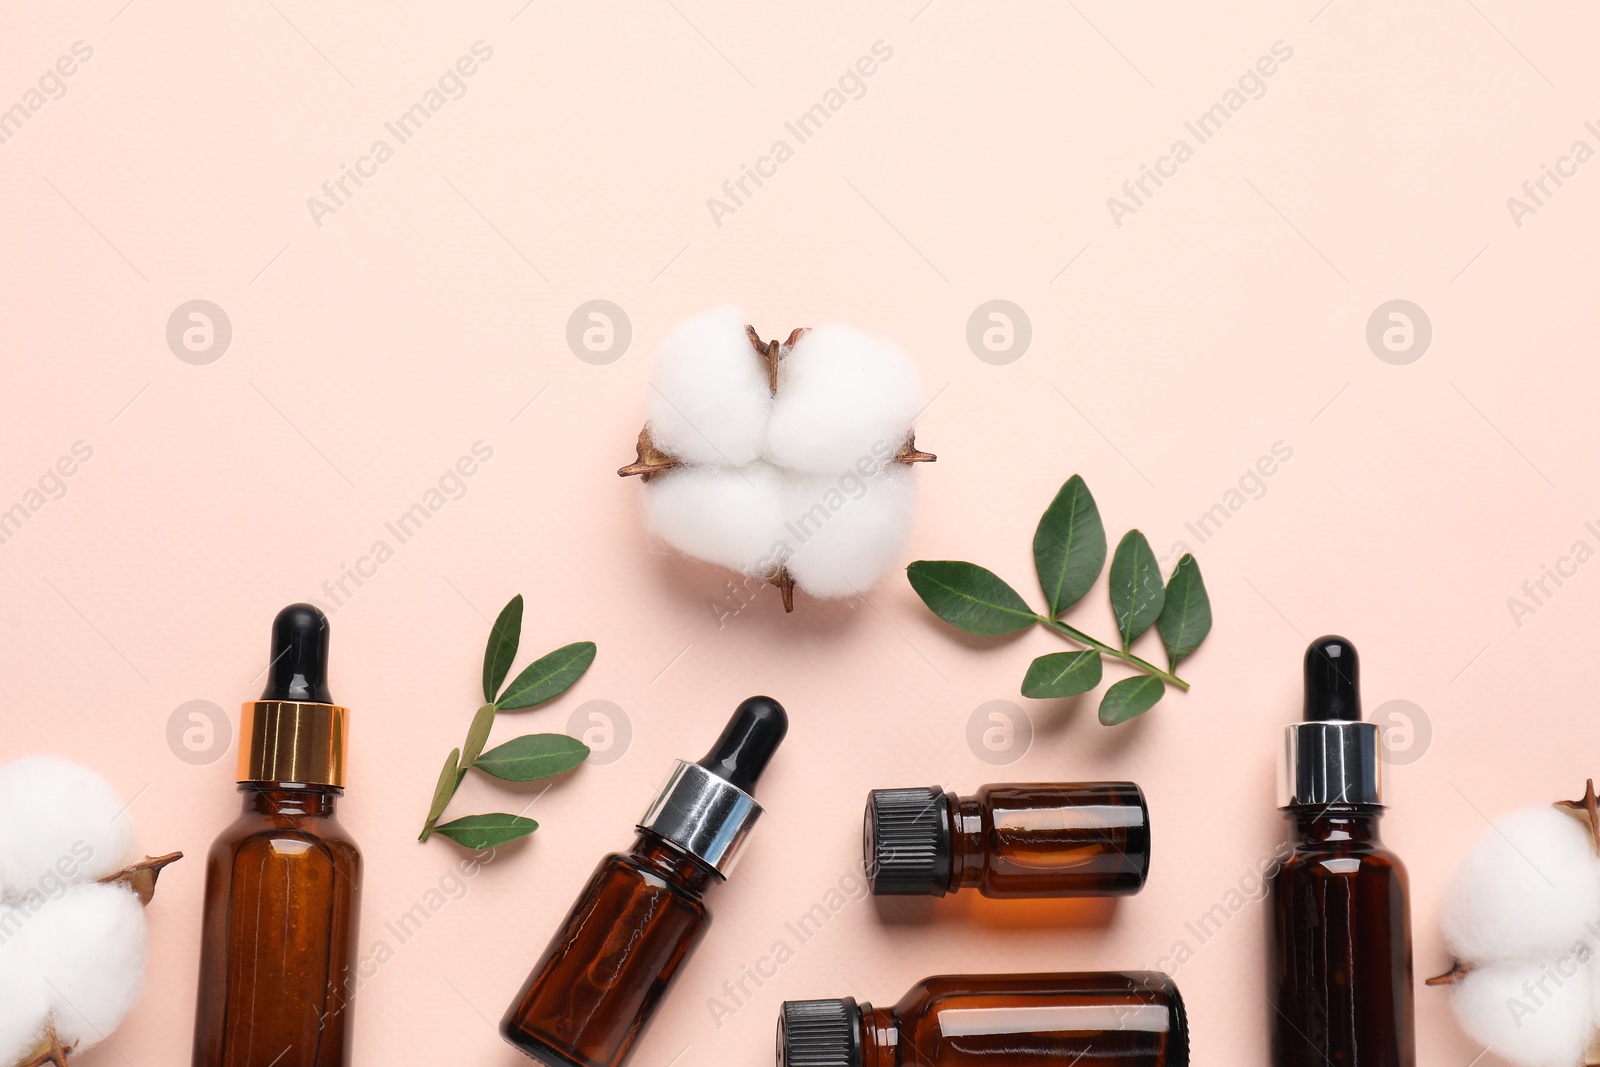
[864,787,952,897]
[779,998,860,1067]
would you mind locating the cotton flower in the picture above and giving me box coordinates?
[621,308,934,611]
[0,757,140,896]
[0,756,179,1067]
[782,465,918,598]
[17,884,148,1051]
[767,324,921,474]
[1441,806,1600,964]
[0,921,50,1067]
[646,306,772,467]
[1453,960,1593,1067]
[642,462,787,576]
[1437,796,1600,1067]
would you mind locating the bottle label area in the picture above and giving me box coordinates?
[937,1003,1172,1037]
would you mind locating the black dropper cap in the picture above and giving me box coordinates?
[1283,634,1381,808]
[696,695,788,794]
[1303,635,1359,722]
[261,603,333,703]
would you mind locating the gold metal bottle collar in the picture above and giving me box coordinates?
[238,700,349,787]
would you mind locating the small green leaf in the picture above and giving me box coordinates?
[1021,650,1103,699]
[1099,675,1165,725]
[1109,530,1165,649]
[474,733,590,782]
[431,813,539,849]
[497,642,598,711]
[1032,475,1107,618]
[483,595,524,703]
[1157,554,1212,668]
[420,748,460,841]
[906,561,1038,636]
[460,704,496,774]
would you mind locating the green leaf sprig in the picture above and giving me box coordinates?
[419,595,598,848]
[907,475,1212,726]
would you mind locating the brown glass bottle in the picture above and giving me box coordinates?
[193,605,363,1067]
[780,971,1188,1066]
[1268,636,1414,1067]
[1270,808,1413,1066]
[501,697,787,1067]
[500,831,714,1067]
[865,782,1149,897]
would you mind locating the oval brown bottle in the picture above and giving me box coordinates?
[192,605,363,1067]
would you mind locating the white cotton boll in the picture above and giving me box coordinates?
[23,883,148,1052]
[1589,951,1600,1022]
[0,756,139,902]
[1440,806,1600,963]
[646,305,772,467]
[1452,959,1593,1067]
[0,908,50,1067]
[783,465,917,598]
[766,324,920,474]
[643,464,787,577]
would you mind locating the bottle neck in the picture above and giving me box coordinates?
[859,1004,900,1067]
[1287,806,1383,845]
[947,795,983,891]
[631,831,720,894]
[238,781,342,817]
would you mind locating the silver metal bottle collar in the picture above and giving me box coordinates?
[638,760,763,876]
[1280,720,1383,808]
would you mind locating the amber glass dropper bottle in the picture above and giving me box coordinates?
[1268,635,1414,1066]
[501,696,787,1067]
[192,604,363,1067]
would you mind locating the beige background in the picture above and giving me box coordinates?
[2,1,1598,1064]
